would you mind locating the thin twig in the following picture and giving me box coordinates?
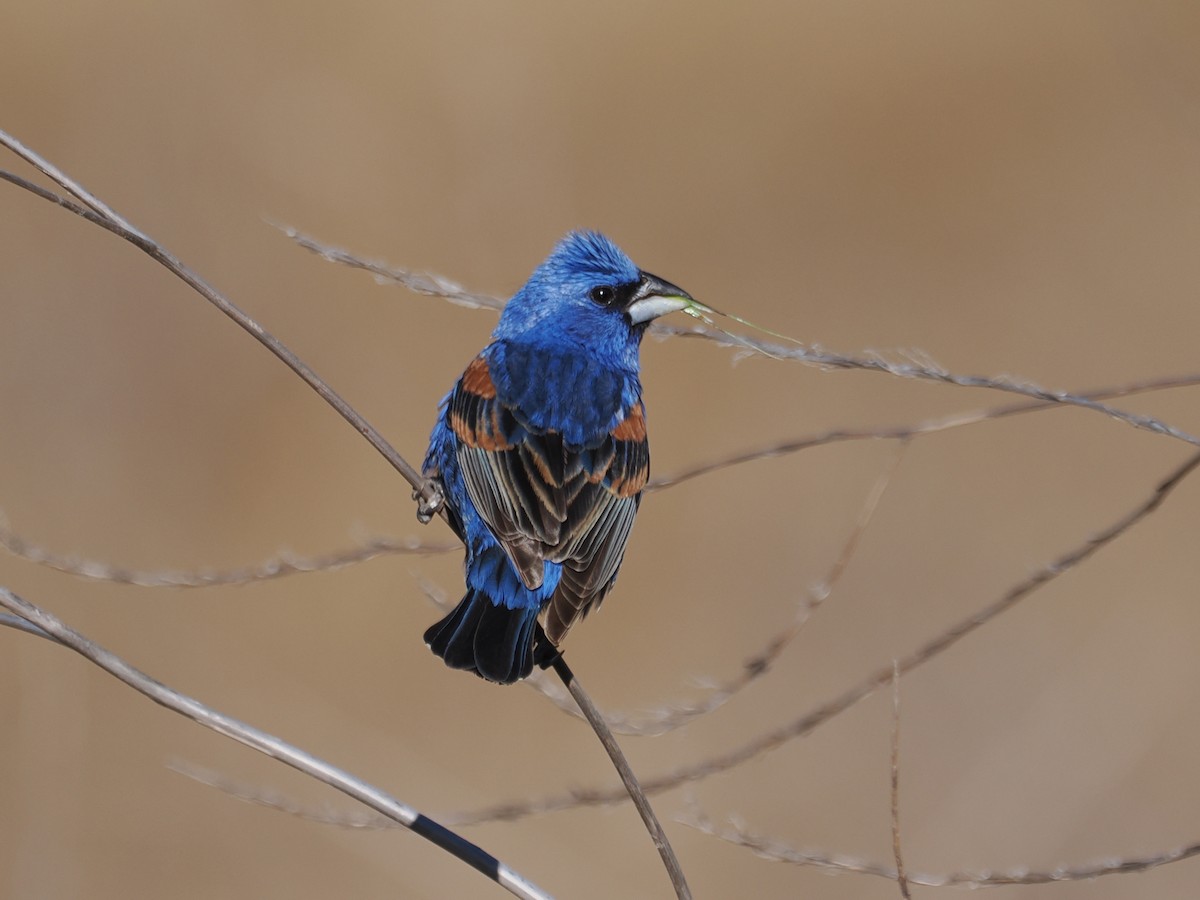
[890,661,911,899]
[679,808,1200,887]
[0,131,145,238]
[275,223,504,312]
[0,589,553,900]
[281,225,1200,452]
[550,656,692,900]
[0,512,456,588]
[169,761,394,830]
[0,611,51,641]
[443,450,1200,824]
[648,372,1200,491]
[660,323,1200,448]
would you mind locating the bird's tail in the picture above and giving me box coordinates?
[424,589,547,684]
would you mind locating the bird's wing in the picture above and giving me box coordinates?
[542,406,647,644]
[449,355,549,589]
[448,355,648,618]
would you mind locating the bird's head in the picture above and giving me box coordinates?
[494,231,693,368]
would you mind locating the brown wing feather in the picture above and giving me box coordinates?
[543,493,639,643]
[543,403,648,644]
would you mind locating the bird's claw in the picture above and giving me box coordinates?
[414,479,445,524]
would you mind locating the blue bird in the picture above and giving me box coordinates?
[422,231,694,683]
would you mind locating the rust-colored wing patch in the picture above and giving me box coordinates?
[460,355,498,399]
[605,404,649,498]
[610,402,646,442]
[449,355,515,451]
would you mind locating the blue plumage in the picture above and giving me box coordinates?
[422,231,693,683]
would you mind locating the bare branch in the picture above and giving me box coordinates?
[0,611,51,641]
[0,131,145,238]
[444,450,1200,825]
[421,594,693,894]
[0,589,553,900]
[890,662,911,899]
[549,656,691,900]
[0,512,456,588]
[679,808,1200,888]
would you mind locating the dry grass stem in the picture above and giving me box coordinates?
[649,373,1200,491]
[890,662,911,899]
[550,656,692,900]
[679,808,1200,888]
[0,513,456,587]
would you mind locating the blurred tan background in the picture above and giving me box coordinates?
[4,2,1200,898]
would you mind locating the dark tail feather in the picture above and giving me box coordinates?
[424,589,542,684]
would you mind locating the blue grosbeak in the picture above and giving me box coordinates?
[422,232,693,683]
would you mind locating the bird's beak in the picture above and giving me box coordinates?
[625,271,695,324]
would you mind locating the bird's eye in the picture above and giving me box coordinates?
[589,285,616,307]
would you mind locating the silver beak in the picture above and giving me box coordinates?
[625,271,694,324]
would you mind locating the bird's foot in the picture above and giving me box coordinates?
[532,627,563,670]
[413,478,445,524]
